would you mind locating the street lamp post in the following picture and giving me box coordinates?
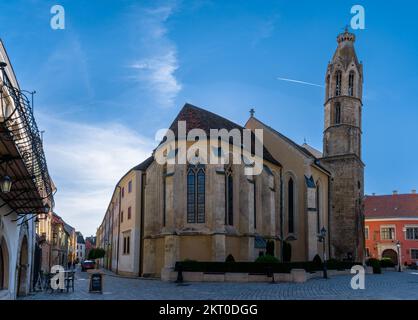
[318,227,328,279]
[396,240,401,272]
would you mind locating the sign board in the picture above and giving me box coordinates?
[307,187,316,211]
[89,273,103,293]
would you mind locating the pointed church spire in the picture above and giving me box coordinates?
[332,27,360,69]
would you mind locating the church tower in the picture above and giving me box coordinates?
[321,29,365,261]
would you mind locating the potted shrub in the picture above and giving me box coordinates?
[366,258,381,274]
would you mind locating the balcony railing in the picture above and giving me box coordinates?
[0,62,54,213]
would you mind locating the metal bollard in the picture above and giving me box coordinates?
[175,263,183,283]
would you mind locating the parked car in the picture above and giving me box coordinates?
[81,260,95,271]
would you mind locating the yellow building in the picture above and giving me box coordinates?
[97,29,365,278]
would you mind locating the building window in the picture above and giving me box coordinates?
[335,71,342,96]
[381,227,395,240]
[316,184,320,233]
[128,180,132,193]
[335,102,341,124]
[225,165,233,226]
[120,211,123,223]
[128,207,131,220]
[288,178,295,234]
[122,234,130,255]
[348,71,355,96]
[121,187,125,198]
[365,247,370,257]
[187,164,205,223]
[406,227,418,240]
[411,249,418,260]
[365,226,369,240]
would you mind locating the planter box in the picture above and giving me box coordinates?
[273,273,292,282]
[291,269,307,283]
[306,271,322,279]
[365,266,373,274]
[184,271,204,282]
[203,273,225,282]
[224,273,248,282]
[328,269,351,277]
[247,274,269,282]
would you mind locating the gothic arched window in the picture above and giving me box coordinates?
[335,102,341,124]
[225,165,233,226]
[335,71,342,96]
[326,74,330,99]
[162,166,167,227]
[316,184,321,233]
[288,178,295,233]
[0,243,4,289]
[348,71,355,96]
[187,164,205,223]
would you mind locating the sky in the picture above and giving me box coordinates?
[0,0,417,236]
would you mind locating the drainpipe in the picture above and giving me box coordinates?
[279,167,284,262]
[116,186,122,275]
[139,172,146,277]
[327,175,331,259]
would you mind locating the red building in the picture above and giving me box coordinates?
[365,191,418,266]
[85,236,96,260]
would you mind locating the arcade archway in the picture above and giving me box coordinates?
[0,237,9,290]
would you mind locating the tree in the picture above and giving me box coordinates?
[88,248,105,260]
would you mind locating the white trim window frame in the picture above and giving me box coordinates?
[380,225,396,240]
[405,225,418,240]
[365,226,369,240]
[411,248,418,260]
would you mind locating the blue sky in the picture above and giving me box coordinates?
[1,0,417,235]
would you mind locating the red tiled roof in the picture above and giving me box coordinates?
[365,194,418,219]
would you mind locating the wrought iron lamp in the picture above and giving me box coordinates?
[44,203,50,213]
[396,240,401,272]
[318,226,328,279]
[0,175,12,193]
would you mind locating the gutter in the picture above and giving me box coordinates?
[327,175,331,258]
[279,167,284,262]
[139,172,146,277]
[116,186,121,275]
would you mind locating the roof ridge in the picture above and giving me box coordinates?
[182,103,246,130]
[249,116,317,159]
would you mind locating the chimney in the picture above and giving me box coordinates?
[393,190,398,195]
[412,189,417,194]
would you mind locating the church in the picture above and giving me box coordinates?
[97,29,365,278]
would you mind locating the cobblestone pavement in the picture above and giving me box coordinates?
[21,268,418,300]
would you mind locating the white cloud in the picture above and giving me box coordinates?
[40,115,155,236]
[129,2,182,108]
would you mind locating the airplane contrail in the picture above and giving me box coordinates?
[277,77,324,88]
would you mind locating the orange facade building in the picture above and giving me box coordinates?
[365,192,418,266]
